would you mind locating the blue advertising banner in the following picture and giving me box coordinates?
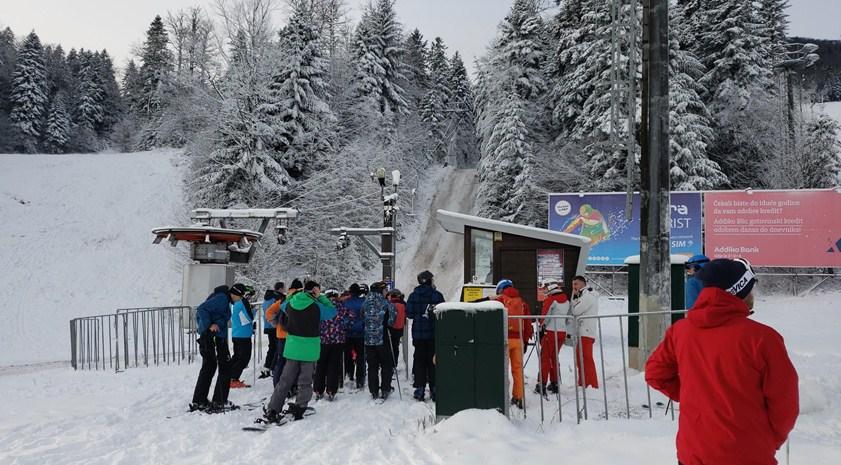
[548,192,703,265]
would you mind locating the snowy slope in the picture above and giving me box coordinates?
[0,291,838,464]
[0,151,187,366]
[397,168,478,300]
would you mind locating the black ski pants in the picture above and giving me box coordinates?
[314,343,344,395]
[263,329,278,370]
[345,336,365,387]
[388,327,403,366]
[413,339,435,390]
[229,337,252,381]
[366,344,394,396]
[192,333,231,405]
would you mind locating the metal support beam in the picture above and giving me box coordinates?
[639,0,671,363]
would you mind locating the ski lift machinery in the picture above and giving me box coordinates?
[152,208,298,326]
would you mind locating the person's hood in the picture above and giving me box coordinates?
[413,283,439,298]
[365,292,387,304]
[502,286,521,299]
[263,289,277,301]
[546,292,567,303]
[686,287,750,329]
[288,290,317,310]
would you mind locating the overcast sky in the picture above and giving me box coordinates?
[1,0,838,72]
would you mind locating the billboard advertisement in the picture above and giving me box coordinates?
[548,192,703,265]
[704,190,841,267]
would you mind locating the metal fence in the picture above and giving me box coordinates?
[510,309,688,424]
[70,306,196,371]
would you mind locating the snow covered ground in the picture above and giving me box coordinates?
[1,291,838,464]
[0,150,187,366]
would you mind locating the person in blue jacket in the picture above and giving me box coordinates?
[260,282,286,379]
[362,282,397,400]
[685,254,710,310]
[406,270,445,401]
[229,283,254,388]
[343,283,366,389]
[191,284,238,412]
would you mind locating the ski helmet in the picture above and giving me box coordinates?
[359,283,370,295]
[686,254,710,271]
[496,279,513,294]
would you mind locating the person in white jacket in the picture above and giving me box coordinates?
[569,276,600,389]
[536,282,571,395]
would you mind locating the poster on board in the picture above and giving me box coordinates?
[704,190,841,267]
[537,249,564,302]
[548,192,703,265]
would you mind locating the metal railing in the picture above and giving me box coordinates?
[70,306,196,371]
[510,309,688,424]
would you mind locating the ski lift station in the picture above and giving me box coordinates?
[152,208,298,311]
[436,210,591,312]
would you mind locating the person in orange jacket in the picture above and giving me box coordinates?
[386,289,407,365]
[536,282,570,395]
[266,279,303,387]
[495,279,533,409]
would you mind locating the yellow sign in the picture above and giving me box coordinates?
[462,287,485,302]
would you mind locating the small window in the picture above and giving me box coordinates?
[471,229,494,284]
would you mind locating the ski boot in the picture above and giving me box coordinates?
[189,400,210,412]
[547,382,559,394]
[413,387,425,401]
[511,397,524,410]
[208,400,239,413]
[534,382,547,395]
[258,368,272,379]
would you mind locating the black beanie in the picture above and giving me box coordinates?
[697,258,757,299]
[349,283,361,295]
[290,279,304,290]
[418,270,434,284]
[230,283,247,297]
[304,280,320,291]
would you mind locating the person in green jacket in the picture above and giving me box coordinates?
[264,281,336,422]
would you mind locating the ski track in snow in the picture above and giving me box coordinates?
[0,151,187,366]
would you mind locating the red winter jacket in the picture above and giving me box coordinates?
[645,287,799,465]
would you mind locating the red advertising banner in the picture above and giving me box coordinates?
[704,190,841,267]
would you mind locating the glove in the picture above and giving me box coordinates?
[538,326,546,341]
[523,341,529,353]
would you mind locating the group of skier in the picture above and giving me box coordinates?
[188,269,446,422]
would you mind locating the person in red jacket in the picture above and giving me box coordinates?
[386,289,406,366]
[495,279,533,409]
[646,258,799,465]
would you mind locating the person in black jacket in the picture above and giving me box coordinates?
[406,270,445,401]
[191,285,238,412]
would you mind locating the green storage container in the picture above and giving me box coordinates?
[625,255,688,348]
[435,301,508,421]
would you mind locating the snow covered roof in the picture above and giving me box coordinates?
[624,255,689,265]
[437,210,591,276]
[434,301,506,315]
[436,210,591,248]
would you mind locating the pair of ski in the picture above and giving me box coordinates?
[242,406,317,432]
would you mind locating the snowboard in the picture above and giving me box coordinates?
[242,407,316,432]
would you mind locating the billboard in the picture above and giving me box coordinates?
[548,192,703,265]
[704,190,841,267]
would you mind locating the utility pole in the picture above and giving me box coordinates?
[638,0,671,364]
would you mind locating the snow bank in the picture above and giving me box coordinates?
[0,150,187,366]
[434,301,504,315]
